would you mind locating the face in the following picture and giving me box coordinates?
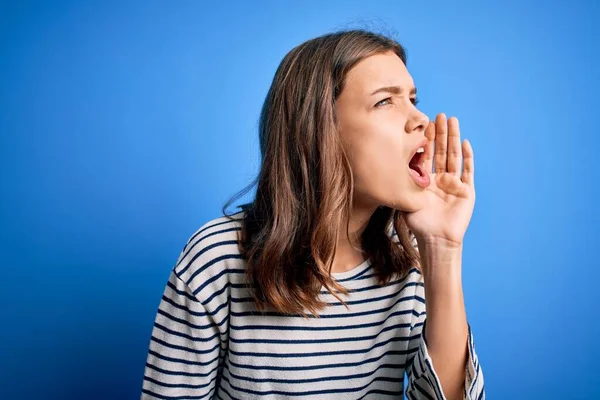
[335,50,430,213]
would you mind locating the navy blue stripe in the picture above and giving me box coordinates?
[229,308,424,332]
[478,383,485,400]
[218,384,242,400]
[217,271,420,307]
[185,267,418,302]
[418,348,439,398]
[405,363,416,396]
[405,353,413,380]
[187,217,243,246]
[202,282,232,305]
[161,292,228,317]
[469,363,480,399]
[424,357,445,400]
[409,348,419,383]
[166,277,197,302]
[148,349,219,367]
[335,262,373,282]
[144,374,216,390]
[153,322,221,343]
[231,293,424,320]
[142,387,212,400]
[465,353,472,385]
[469,334,481,398]
[229,321,422,345]
[411,380,435,400]
[345,271,377,282]
[323,267,420,294]
[151,335,222,356]
[220,373,402,397]
[145,361,215,378]
[325,281,421,306]
[357,388,404,399]
[228,348,414,372]
[193,267,233,296]
[157,308,229,330]
[224,358,403,385]
[186,253,245,286]
[469,323,479,370]
[227,267,421,293]
[229,282,420,307]
[321,267,420,295]
[231,280,422,307]
[416,345,437,395]
[228,333,419,358]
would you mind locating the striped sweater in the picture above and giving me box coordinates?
[141,212,485,399]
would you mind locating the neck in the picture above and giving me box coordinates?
[331,201,378,274]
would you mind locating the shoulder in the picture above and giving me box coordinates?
[172,211,246,303]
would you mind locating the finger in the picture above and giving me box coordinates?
[447,117,461,175]
[434,113,447,174]
[423,121,435,173]
[461,139,475,186]
[435,173,467,197]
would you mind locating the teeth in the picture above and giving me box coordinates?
[416,147,425,153]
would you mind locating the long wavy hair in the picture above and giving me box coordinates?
[222,29,420,318]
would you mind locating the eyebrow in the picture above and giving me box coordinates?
[369,85,417,96]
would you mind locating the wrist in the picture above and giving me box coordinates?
[416,237,463,283]
[415,234,463,250]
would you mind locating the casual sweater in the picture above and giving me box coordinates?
[141,212,485,399]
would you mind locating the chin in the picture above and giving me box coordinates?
[384,191,426,213]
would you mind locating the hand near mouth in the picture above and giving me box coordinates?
[404,113,476,248]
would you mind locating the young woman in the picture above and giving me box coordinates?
[142,29,485,400]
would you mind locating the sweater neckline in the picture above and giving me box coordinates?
[330,257,372,280]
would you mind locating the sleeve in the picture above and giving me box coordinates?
[141,269,224,399]
[404,285,485,399]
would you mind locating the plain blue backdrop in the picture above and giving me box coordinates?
[1,1,598,399]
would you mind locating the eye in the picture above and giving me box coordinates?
[374,96,420,108]
[374,97,393,107]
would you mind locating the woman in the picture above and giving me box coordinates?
[142,29,485,399]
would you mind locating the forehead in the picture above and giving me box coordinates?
[343,51,414,95]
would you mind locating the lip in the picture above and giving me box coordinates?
[409,138,429,161]
[407,137,431,188]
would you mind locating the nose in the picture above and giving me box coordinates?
[405,109,429,134]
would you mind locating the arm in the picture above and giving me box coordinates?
[419,238,483,400]
[405,238,484,400]
[403,114,485,399]
[141,270,224,399]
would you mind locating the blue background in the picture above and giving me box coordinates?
[1,1,598,399]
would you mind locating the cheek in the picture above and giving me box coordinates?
[348,131,407,188]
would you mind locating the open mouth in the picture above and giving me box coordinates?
[408,147,426,177]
